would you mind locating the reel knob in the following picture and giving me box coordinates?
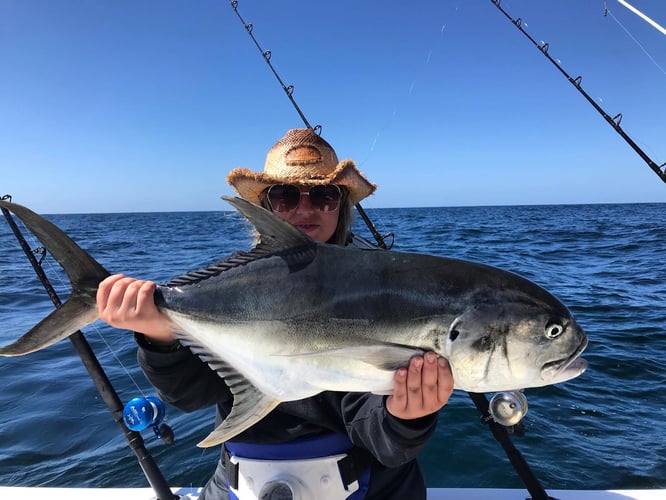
[488,391,528,427]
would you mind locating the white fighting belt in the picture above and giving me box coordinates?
[229,452,360,500]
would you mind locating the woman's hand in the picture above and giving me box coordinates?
[97,274,176,344]
[386,352,454,420]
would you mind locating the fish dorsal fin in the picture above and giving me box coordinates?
[177,336,280,446]
[222,196,314,253]
[163,197,317,288]
[165,196,317,287]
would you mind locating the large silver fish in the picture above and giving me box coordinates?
[0,198,587,447]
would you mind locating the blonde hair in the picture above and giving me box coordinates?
[258,186,353,246]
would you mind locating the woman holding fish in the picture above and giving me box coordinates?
[96,128,454,499]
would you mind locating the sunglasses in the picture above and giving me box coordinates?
[266,184,342,213]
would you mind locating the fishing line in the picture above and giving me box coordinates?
[351,13,455,242]
[615,0,666,36]
[89,326,149,396]
[604,5,666,76]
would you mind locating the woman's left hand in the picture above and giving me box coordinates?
[386,352,454,420]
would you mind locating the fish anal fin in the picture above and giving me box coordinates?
[197,376,280,447]
[175,339,282,446]
[176,338,282,446]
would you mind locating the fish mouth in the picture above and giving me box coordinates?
[540,337,588,384]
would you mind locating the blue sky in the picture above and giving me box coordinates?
[2,0,665,213]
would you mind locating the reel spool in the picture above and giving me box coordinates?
[123,396,175,444]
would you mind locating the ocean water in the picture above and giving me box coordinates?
[0,203,664,491]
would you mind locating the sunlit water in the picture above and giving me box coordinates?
[0,203,664,490]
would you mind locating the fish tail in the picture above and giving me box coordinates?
[0,200,110,356]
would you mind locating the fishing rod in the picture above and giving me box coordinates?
[1,195,178,500]
[228,0,392,250]
[490,0,666,184]
[469,393,553,500]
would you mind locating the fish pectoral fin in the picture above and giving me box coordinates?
[197,374,280,448]
[287,344,423,372]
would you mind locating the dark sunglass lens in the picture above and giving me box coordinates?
[309,185,341,212]
[268,185,301,212]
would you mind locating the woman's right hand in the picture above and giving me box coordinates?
[97,274,177,345]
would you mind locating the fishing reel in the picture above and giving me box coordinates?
[488,390,528,427]
[123,396,175,444]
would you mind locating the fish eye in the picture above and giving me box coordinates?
[545,319,565,339]
[448,317,462,342]
[449,328,460,341]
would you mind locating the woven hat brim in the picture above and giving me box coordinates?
[227,159,376,205]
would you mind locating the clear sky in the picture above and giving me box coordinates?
[2,0,665,213]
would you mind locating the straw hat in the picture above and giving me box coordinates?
[226,128,376,205]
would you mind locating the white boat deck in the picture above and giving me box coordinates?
[0,487,663,499]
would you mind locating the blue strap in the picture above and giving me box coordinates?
[226,433,354,460]
[225,433,371,499]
